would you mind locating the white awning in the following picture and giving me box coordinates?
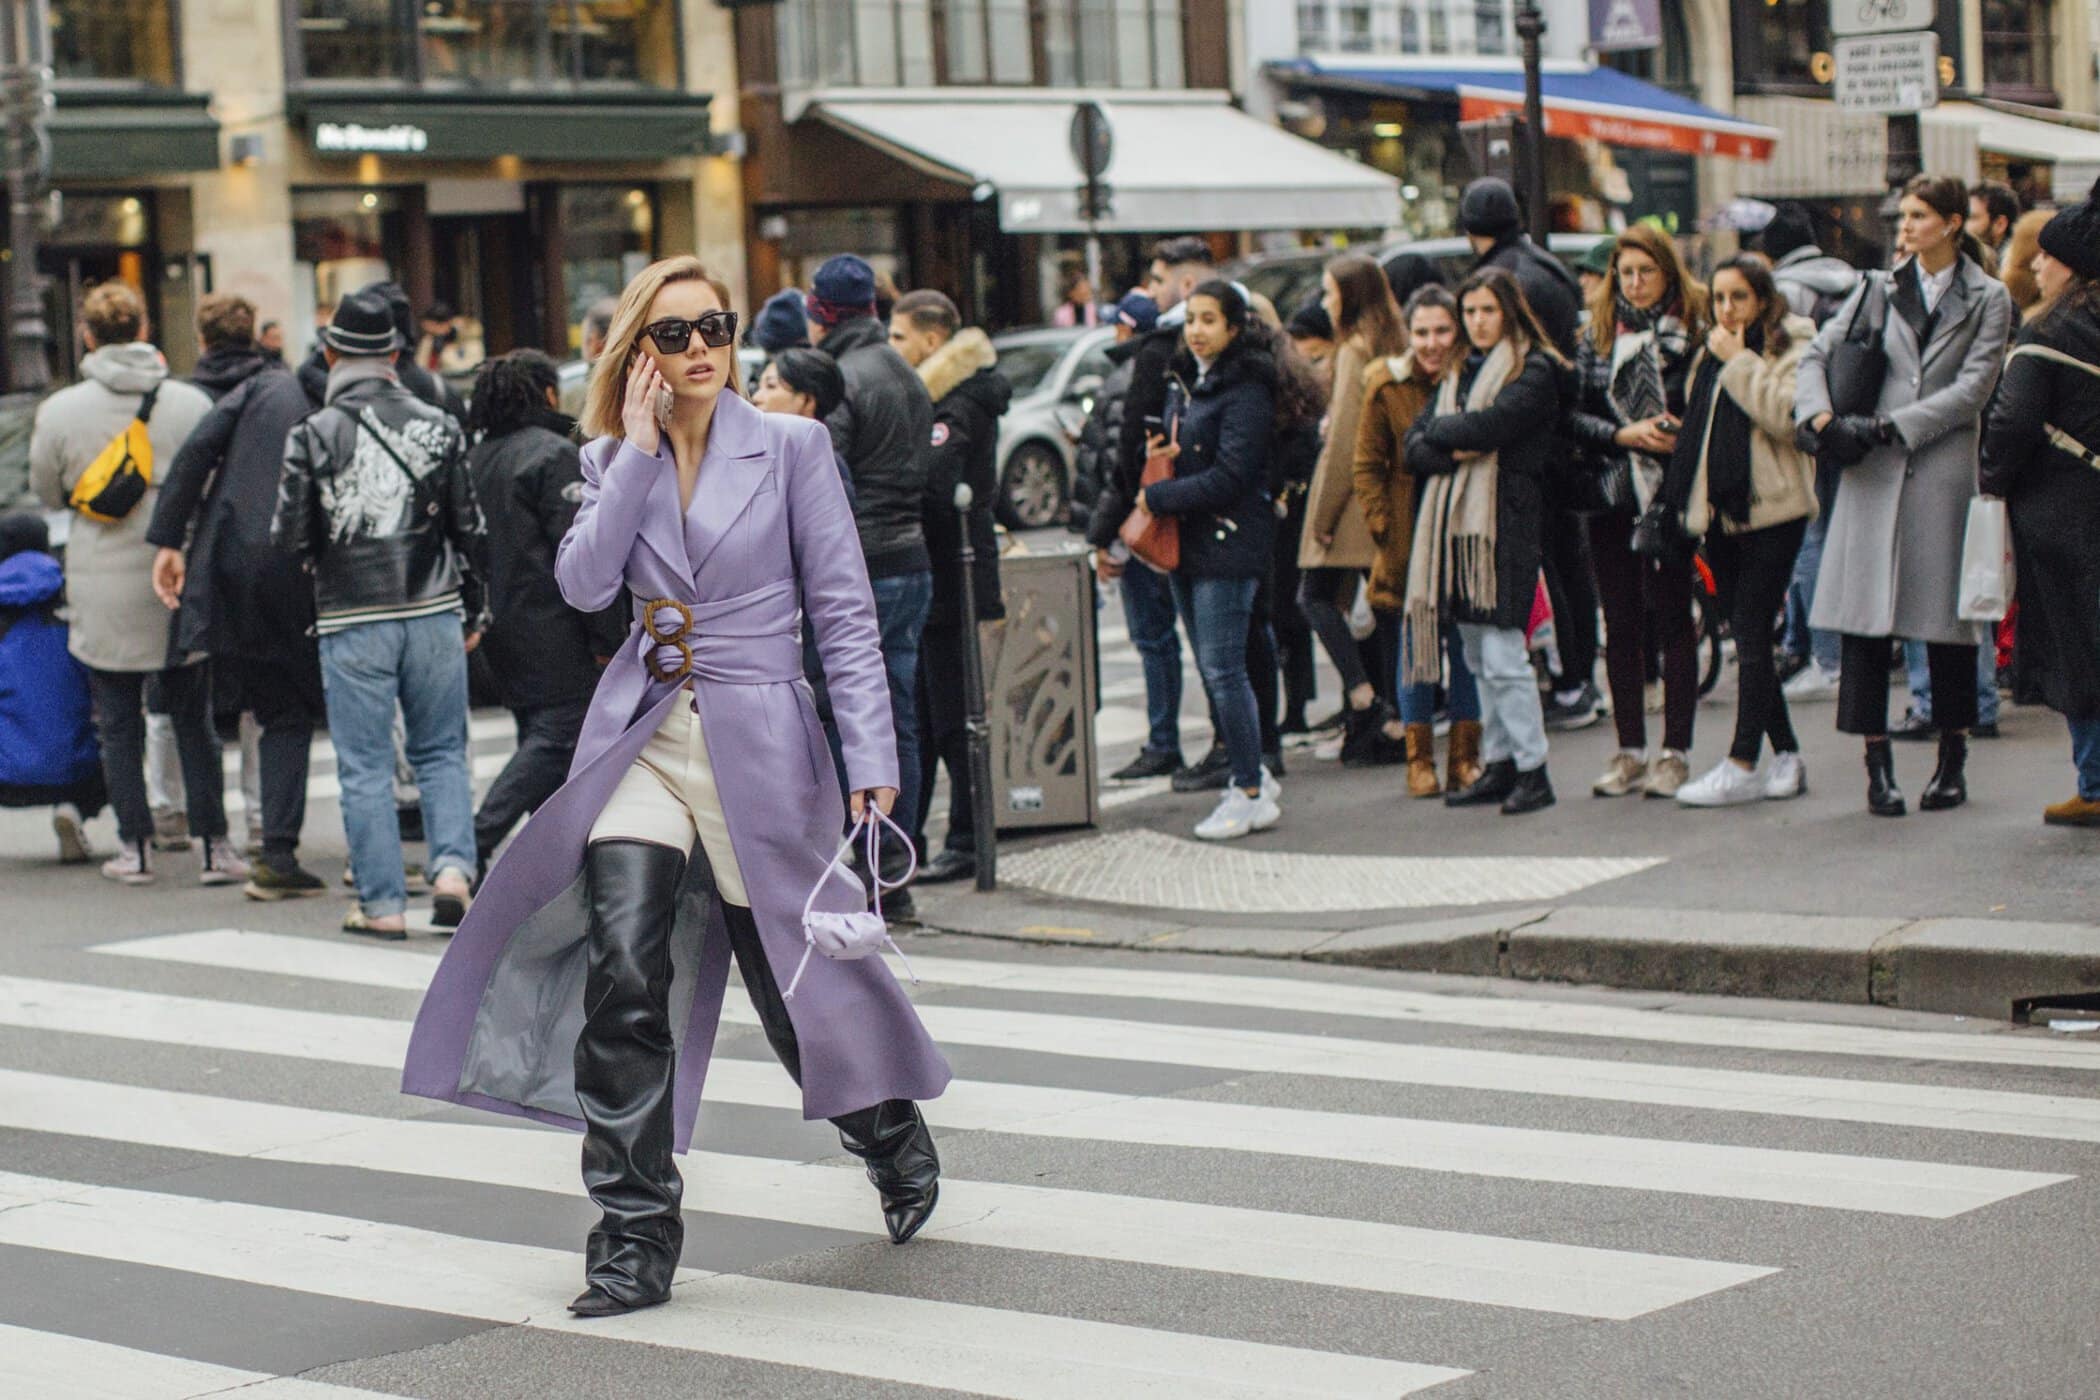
[811,93,1400,234]
[1924,102,2100,191]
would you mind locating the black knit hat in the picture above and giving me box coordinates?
[2038,178,2100,283]
[322,290,401,356]
[1458,178,1523,238]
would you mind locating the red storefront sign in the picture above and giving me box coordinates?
[1458,88,1777,162]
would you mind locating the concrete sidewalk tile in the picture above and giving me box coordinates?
[1305,908,1550,977]
[1143,926,1340,957]
[1506,906,1911,1005]
[1881,918,2100,1020]
[908,888,1186,948]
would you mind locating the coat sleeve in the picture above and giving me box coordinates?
[438,422,490,630]
[1307,342,1369,540]
[1404,392,1460,477]
[1887,281,2013,453]
[28,397,68,510]
[1351,373,1400,542]
[1718,341,1804,444]
[523,434,629,658]
[1564,340,1624,453]
[787,417,899,794]
[1143,378,1274,518]
[270,418,321,564]
[553,437,659,612]
[1116,339,1171,493]
[146,383,245,550]
[1979,343,2052,498]
[1794,278,1868,425]
[1419,355,1561,461]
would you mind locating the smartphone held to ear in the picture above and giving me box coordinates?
[654,384,675,431]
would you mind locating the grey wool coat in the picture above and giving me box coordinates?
[1795,256,2013,645]
[30,343,213,671]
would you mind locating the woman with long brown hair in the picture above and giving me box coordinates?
[1656,255,1820,806]
[1299,254,1411,764]
[1404,267,1572,815]
[1567,222,1710,799]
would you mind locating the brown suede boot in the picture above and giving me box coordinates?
[1404,723,1441,798]
[1446,720,1484,793]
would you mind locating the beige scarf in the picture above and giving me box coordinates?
[1403,339,1517,686]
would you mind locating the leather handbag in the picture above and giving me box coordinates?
[1826,273,1890,418]
[1564,438,1636,515]
[785,807,919,1000]
[1118,435,1181,573]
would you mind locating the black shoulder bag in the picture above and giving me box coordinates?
[1825,273,1890,418]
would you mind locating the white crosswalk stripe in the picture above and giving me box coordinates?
[0,924,2087,1397]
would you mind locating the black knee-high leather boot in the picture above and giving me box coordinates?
[571,839,688,1317]
[720,902,940,1244]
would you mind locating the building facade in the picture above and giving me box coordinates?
[17,0,745,382]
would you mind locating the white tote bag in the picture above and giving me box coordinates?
[785,807,919,1000]
[1956,495,2016,623]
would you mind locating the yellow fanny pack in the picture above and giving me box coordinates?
[68,386,159,524]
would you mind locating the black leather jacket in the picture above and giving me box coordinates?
[272,369,487,632]
[821,315,934,578]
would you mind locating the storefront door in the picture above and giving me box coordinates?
[431,212,539,363]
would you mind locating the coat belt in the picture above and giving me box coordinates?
[635,580,804,685]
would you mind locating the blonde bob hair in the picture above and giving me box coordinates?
[580,255,743,440]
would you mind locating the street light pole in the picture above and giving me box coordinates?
[1516,0,1549,247]
[953,482,997,892]
[1,0,52,395]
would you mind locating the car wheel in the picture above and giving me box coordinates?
[998,441,1070,530]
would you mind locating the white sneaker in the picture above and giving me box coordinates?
[52,803,92,864]
[1259,765,1282,804]
[1783,665,1841,702]
[100,841,154,885]
[1676,758,1765,807]
[1764,751,1808,800]
[1194,786,1282,841]
[198,836,251,886]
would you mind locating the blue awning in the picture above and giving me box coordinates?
[1276,57,1777,162]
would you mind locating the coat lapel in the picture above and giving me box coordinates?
[1890,261,1933,350]
[634,447,693,579]
[686,393,773,576]
[1920,263,1983,372]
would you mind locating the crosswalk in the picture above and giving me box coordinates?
[3,923,2096,1395]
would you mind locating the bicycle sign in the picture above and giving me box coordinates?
[1828,0,1935,38]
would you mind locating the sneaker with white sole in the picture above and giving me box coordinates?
[1676,758,1765,807]
[1591,750,1648,797]
[199,836,251,886]
[1193,785,1282,841]
[1763,751,1808,800]
[1259,765,1282,804]
[52,803,92,865]
[1782,665,1841,703]
[100,840,154,885]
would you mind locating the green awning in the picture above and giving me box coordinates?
[291,93,711,162]
[50,92,219,180]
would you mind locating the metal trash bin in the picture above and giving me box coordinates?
[981,542,1098,831]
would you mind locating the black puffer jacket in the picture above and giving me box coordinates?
[469,405,626,709]
[1144,338,1278,580]
[147,364,323,677]
[1981,302,2100,719]
[917,329,1009,628]
[1076,341,1137,543]
[272,367,487,633]
[1404,348,1573,631]
[821,315,935,578]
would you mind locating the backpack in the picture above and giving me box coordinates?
[67,386,158,523]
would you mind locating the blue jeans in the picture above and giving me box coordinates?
[869,570,933,846]
[2069,716,2100,800]
[1905,638,2000,725]
[1171,574,1263,790]
[1119,563,1185,757]
[1785,461,1843,673]
[1397,619,1482,726]
[1457,624,1549,772]
[318,612,477,917]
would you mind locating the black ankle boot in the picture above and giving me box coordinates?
[571,839,689,1316]
[1446,758,1518,807]
[1920,731,1969,811]
[835,1099,941,1243]
[1865,742,1906,817]
[1501,765,1556,815]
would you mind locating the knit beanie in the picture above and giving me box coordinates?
[807,255,877,328]
[2038,178,2100,283]
[750,289,811,354]
[1458,178,1523,239]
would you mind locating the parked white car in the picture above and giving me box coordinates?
[988,325,1116,530]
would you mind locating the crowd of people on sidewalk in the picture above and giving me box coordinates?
[6,166,2100,933]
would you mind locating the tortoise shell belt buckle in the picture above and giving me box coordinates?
[642,597,695,683]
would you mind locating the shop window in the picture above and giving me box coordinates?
[1982,0,2055,103]
[784,0,1182,87]
[1600,0,1689,94]
[1472,1,1511,56]
[940,0,990,83]
[291,187,409,358]
[293,0,678,87]
[1734,0,1823,89]
[559,185,656,353]
[50,0,178,84]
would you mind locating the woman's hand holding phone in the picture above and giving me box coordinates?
[623,354,669,456]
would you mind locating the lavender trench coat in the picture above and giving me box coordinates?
[403,392,952,1145]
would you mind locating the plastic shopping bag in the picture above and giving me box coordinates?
[1957,496,2015,623]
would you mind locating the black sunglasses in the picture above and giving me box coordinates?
[643,311,739,354]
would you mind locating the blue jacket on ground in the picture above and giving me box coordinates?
[0,548,101,795]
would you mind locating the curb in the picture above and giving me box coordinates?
[907,889,2100,1021]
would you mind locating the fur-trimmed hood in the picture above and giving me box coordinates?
[917,327,999,404]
